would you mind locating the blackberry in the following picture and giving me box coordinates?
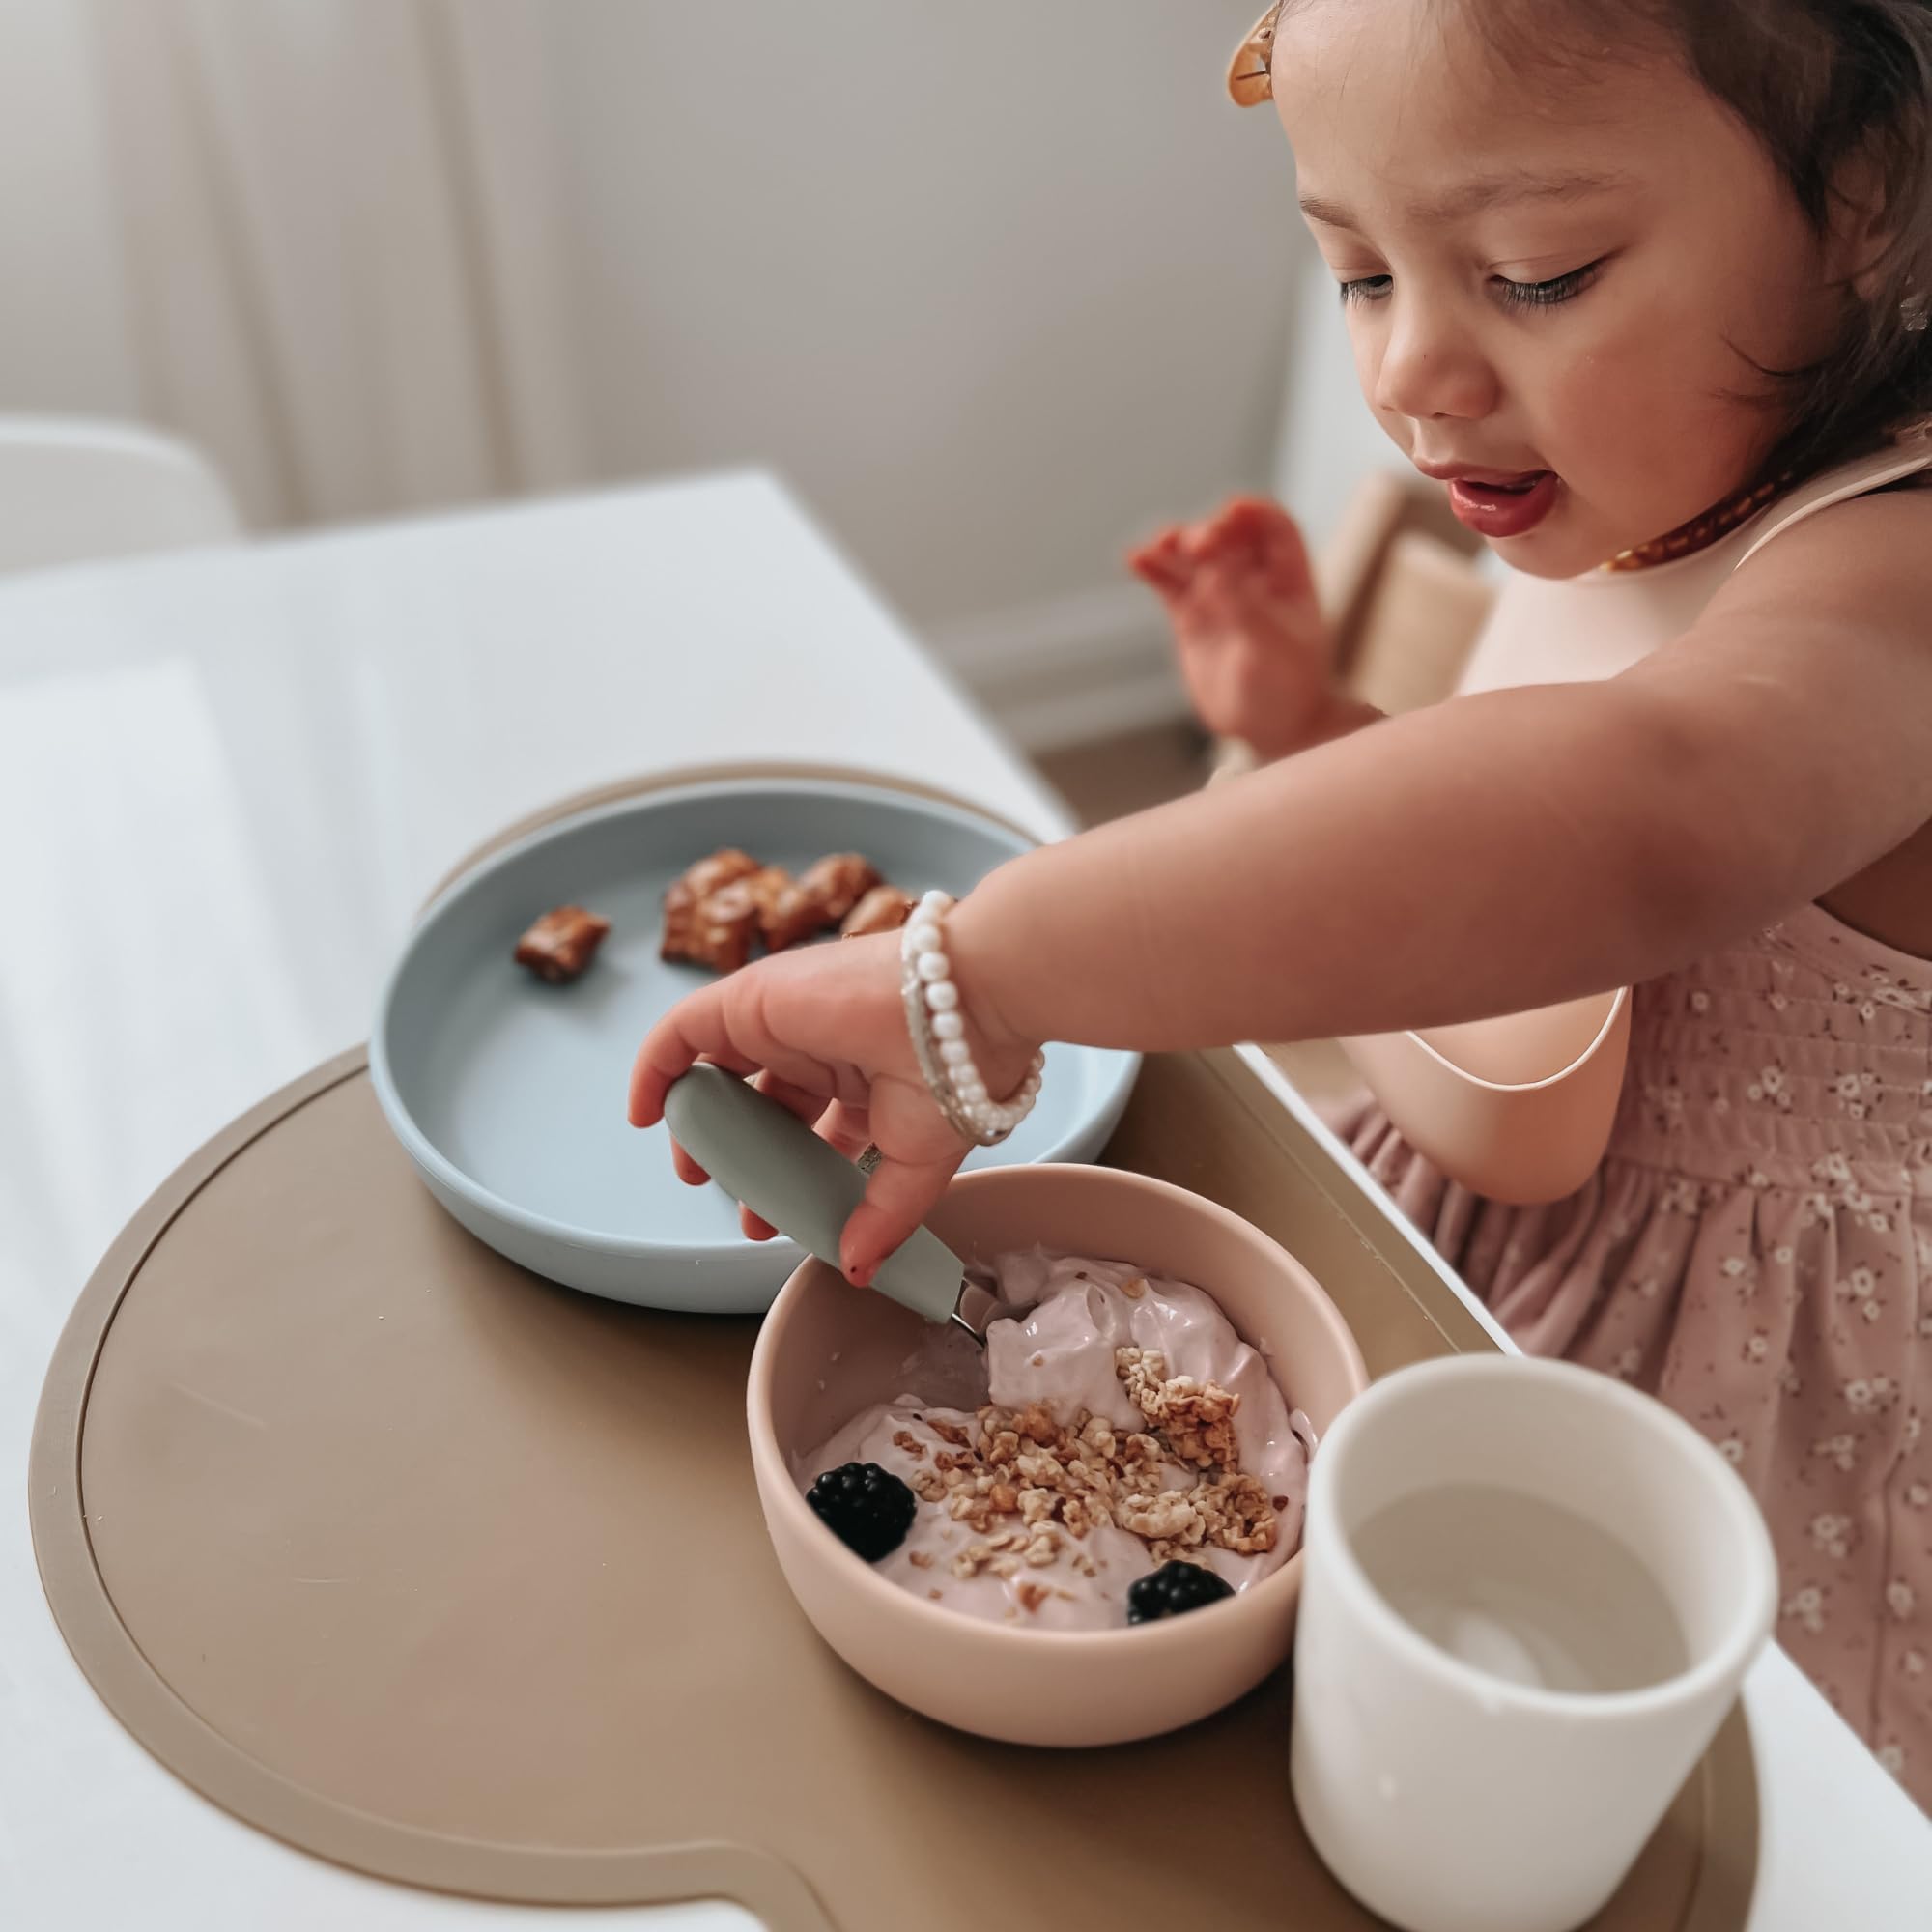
[1126,1559,1235,1624]
[807,1462,918,1561]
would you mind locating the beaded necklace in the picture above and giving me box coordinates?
[1603,473,1788,572]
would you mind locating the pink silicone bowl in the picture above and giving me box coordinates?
[746,1162,1369,1747]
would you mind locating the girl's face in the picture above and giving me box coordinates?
[1273,0,1853,577]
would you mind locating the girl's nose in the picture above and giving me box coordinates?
[1373,300,1497,424]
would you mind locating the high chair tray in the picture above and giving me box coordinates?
[29,772,1760,1932]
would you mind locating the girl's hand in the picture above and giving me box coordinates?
[627,932,1037,1283]
[1129,496,1336,760]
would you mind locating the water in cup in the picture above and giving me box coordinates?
[1352,1484,1690,1695]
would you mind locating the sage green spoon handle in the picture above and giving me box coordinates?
[663,1064,976,1330]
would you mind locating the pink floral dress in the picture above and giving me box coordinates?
[1344,427,1932,1807]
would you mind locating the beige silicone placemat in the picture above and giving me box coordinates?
[30,1048,1756,1927]
[28,762,1757,1927]
[28,1050,832,1924]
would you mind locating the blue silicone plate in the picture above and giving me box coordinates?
[369,777,1140,1313]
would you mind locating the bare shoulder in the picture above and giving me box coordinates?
[1629,472,1932,741]
[1710,480,1932,639]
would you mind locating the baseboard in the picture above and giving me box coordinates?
[929,582,1190,752]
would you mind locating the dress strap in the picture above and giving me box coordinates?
[1734,419,1932,569]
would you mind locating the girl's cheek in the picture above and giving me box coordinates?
[1540,355,1623,441]
[1534,309,1667,441]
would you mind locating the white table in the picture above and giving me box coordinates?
[1,470,1923,1927]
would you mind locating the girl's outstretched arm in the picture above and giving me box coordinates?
[952,490,1932,1053]
[634,491,1932,1274]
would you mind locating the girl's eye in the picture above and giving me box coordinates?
[1493,260,1604,310]
[1338,274,1393,305]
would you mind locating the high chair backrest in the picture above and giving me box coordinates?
[1340,527,1495,718]
[1320,469,1492,713]
[0,416,243,578]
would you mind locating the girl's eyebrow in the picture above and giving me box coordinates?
[1300,168,1634,231]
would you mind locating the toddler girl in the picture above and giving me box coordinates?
[634,0,1932,1804]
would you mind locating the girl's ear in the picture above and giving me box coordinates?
[1829,145,1897,300]
[1227,4,1282,107]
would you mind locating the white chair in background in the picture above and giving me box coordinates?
[0,416,243,576]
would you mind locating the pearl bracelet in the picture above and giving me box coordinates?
[899,890,1044,1147]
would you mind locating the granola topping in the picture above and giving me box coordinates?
[891,1349,1278,1573]
[798,1253,1316,1631]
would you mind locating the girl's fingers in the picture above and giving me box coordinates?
[1187,499,1255,562]
[744,1073,877,1167]
[1192,496,1306,584]
[813,1098,874,1162]
[838,1151,965,1287]
[628,994,761,1125]
[1126,527,1189,594]
[630,1024,698,1126]
[1217,494,1290,543]
[755,1068,833,1126]
[1260,514,1316,600]
[1177,517,1216,568]
[1195,558,1240,631]
[1223,500,1318,608]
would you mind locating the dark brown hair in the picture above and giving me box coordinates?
[1477,0,1932,486]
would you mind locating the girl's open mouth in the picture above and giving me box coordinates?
[1445,470,1559,540]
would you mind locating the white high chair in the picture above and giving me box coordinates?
[0,415,242,577]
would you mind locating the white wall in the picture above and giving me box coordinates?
[0,2,143,424]
[542,1,1302,735]
[0,1,1303,744]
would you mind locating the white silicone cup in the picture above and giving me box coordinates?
[1291,1355,1776,1932]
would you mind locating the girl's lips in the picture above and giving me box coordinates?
[1445,470,1559,540]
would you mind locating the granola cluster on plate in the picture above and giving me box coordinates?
[509,846,916,984]
[660,848,913,974]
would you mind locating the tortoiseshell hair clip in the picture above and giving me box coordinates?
[1227,4,1282,107]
